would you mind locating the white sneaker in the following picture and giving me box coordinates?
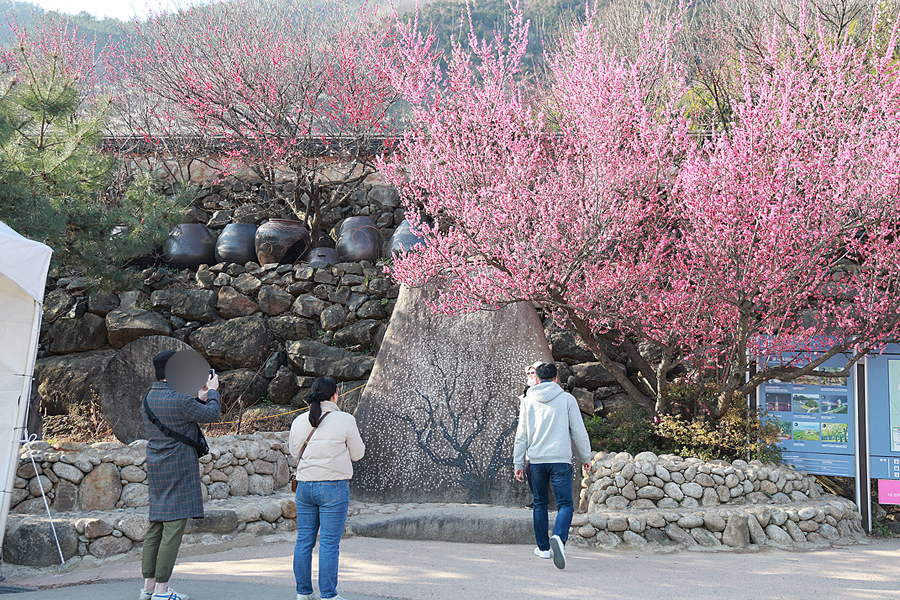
[152,589,189,600]
[139,589,154,600]
[297,595,316,600]
[533,547,551,559]
[550,534,566,569]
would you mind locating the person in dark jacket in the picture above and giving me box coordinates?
[138,350,220,600]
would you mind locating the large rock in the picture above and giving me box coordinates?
[49,313,108,354]
[569,362,622,390]
[190,315,270,370]
[33,350,116,414]
[2,517,78,566]
[106,308,173,348]
[151,288,219,323]
[258,285,294,316]
[89,536,133,558]
[544,318,596,363]
[42,288,76,323]
[351,282,551,506]
[267,366,299,405]
[285,339,356,371]
[88,291,120,316]
[98,336,190,444]
[266,315,311,341]
[218,369,269,411]
[216,286,260,318]
[333,319,381,348]
[303,356,375,381]
[79,463,122,511]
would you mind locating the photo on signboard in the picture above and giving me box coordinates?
[792,393,820,414]
[819,366,848,387]
[793,421,821,441]
[820,394,848,414]
[772,419,792,441]
[766,392,792,412]
[821,422,849,443]
[793,374,821,386]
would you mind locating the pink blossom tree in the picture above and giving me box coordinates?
[380,2,694,415]
[108,0,400,241]
[673,17,900,417]
[381,1,900,420]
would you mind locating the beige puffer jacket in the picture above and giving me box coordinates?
[289,401,365,481]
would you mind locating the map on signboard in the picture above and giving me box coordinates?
[889,360,900,451]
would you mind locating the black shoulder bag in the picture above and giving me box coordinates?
[143,396,210,458]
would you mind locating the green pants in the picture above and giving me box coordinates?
[141,519,187,583]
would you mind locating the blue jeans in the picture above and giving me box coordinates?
[293,480,349,599]
[530,462,573,551]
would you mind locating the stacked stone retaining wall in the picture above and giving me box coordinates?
[9,433,294,516]
[571,451,867,550]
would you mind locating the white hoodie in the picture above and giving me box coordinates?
[513,381,591,470]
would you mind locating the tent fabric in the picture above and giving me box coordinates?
[0,222,52,304]
[0,221,52,563]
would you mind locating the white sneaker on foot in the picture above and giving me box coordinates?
[139,589,153,600]
[297,595,316,600]
[533,547,551,559]
[550,534,566,569]
[152,589,189,600]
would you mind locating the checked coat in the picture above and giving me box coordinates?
[142,381,221,522]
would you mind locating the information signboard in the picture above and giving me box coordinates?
[758,357,855,476]
[863,349,900,479]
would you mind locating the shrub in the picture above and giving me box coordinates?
[585,383,783,464]
[584,404,669,456]
[654,403,783,464]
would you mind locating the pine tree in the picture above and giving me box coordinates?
[0,17,188,289]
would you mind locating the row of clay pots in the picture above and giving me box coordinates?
[163,217,425,270]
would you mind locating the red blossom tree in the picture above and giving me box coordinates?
[108,0,400,241]
[380,1,900,420]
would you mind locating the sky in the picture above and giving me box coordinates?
[27,0,184,21]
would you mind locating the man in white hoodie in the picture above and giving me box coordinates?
[514,362,592,569]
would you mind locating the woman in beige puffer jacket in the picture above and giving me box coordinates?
[289,376,364,600]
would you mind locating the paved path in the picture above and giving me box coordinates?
[8,535,900,600]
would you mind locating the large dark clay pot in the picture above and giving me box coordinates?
[304,247,338,266]
[335,216,383,263]
[163,224,216,270]
[215,223,258,266]
[255,220,311,265]
[387,220,425,256]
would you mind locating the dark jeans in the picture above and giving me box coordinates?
[530,462,573,551]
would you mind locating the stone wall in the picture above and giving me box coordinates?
[9,433,294,516]
[4,432,302,566]
[569,451,867,550]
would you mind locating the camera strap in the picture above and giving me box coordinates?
[143,396,205,453]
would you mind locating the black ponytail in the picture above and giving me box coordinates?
[307,376,337,426]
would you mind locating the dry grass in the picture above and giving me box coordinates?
[42,395,302,445]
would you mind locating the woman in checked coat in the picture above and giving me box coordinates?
[139,350,221,600]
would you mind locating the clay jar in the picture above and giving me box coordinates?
[387,220,425,256]
[303,247,338,267]
[162,224,216,270]
[215,223,258,266]
[335,216,383,263]
[255,219,311,265]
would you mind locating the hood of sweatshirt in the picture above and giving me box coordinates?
[526,381,566,403]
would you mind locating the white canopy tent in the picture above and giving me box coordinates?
[0,221,52,568]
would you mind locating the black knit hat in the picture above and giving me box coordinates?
[153,350,177,381]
